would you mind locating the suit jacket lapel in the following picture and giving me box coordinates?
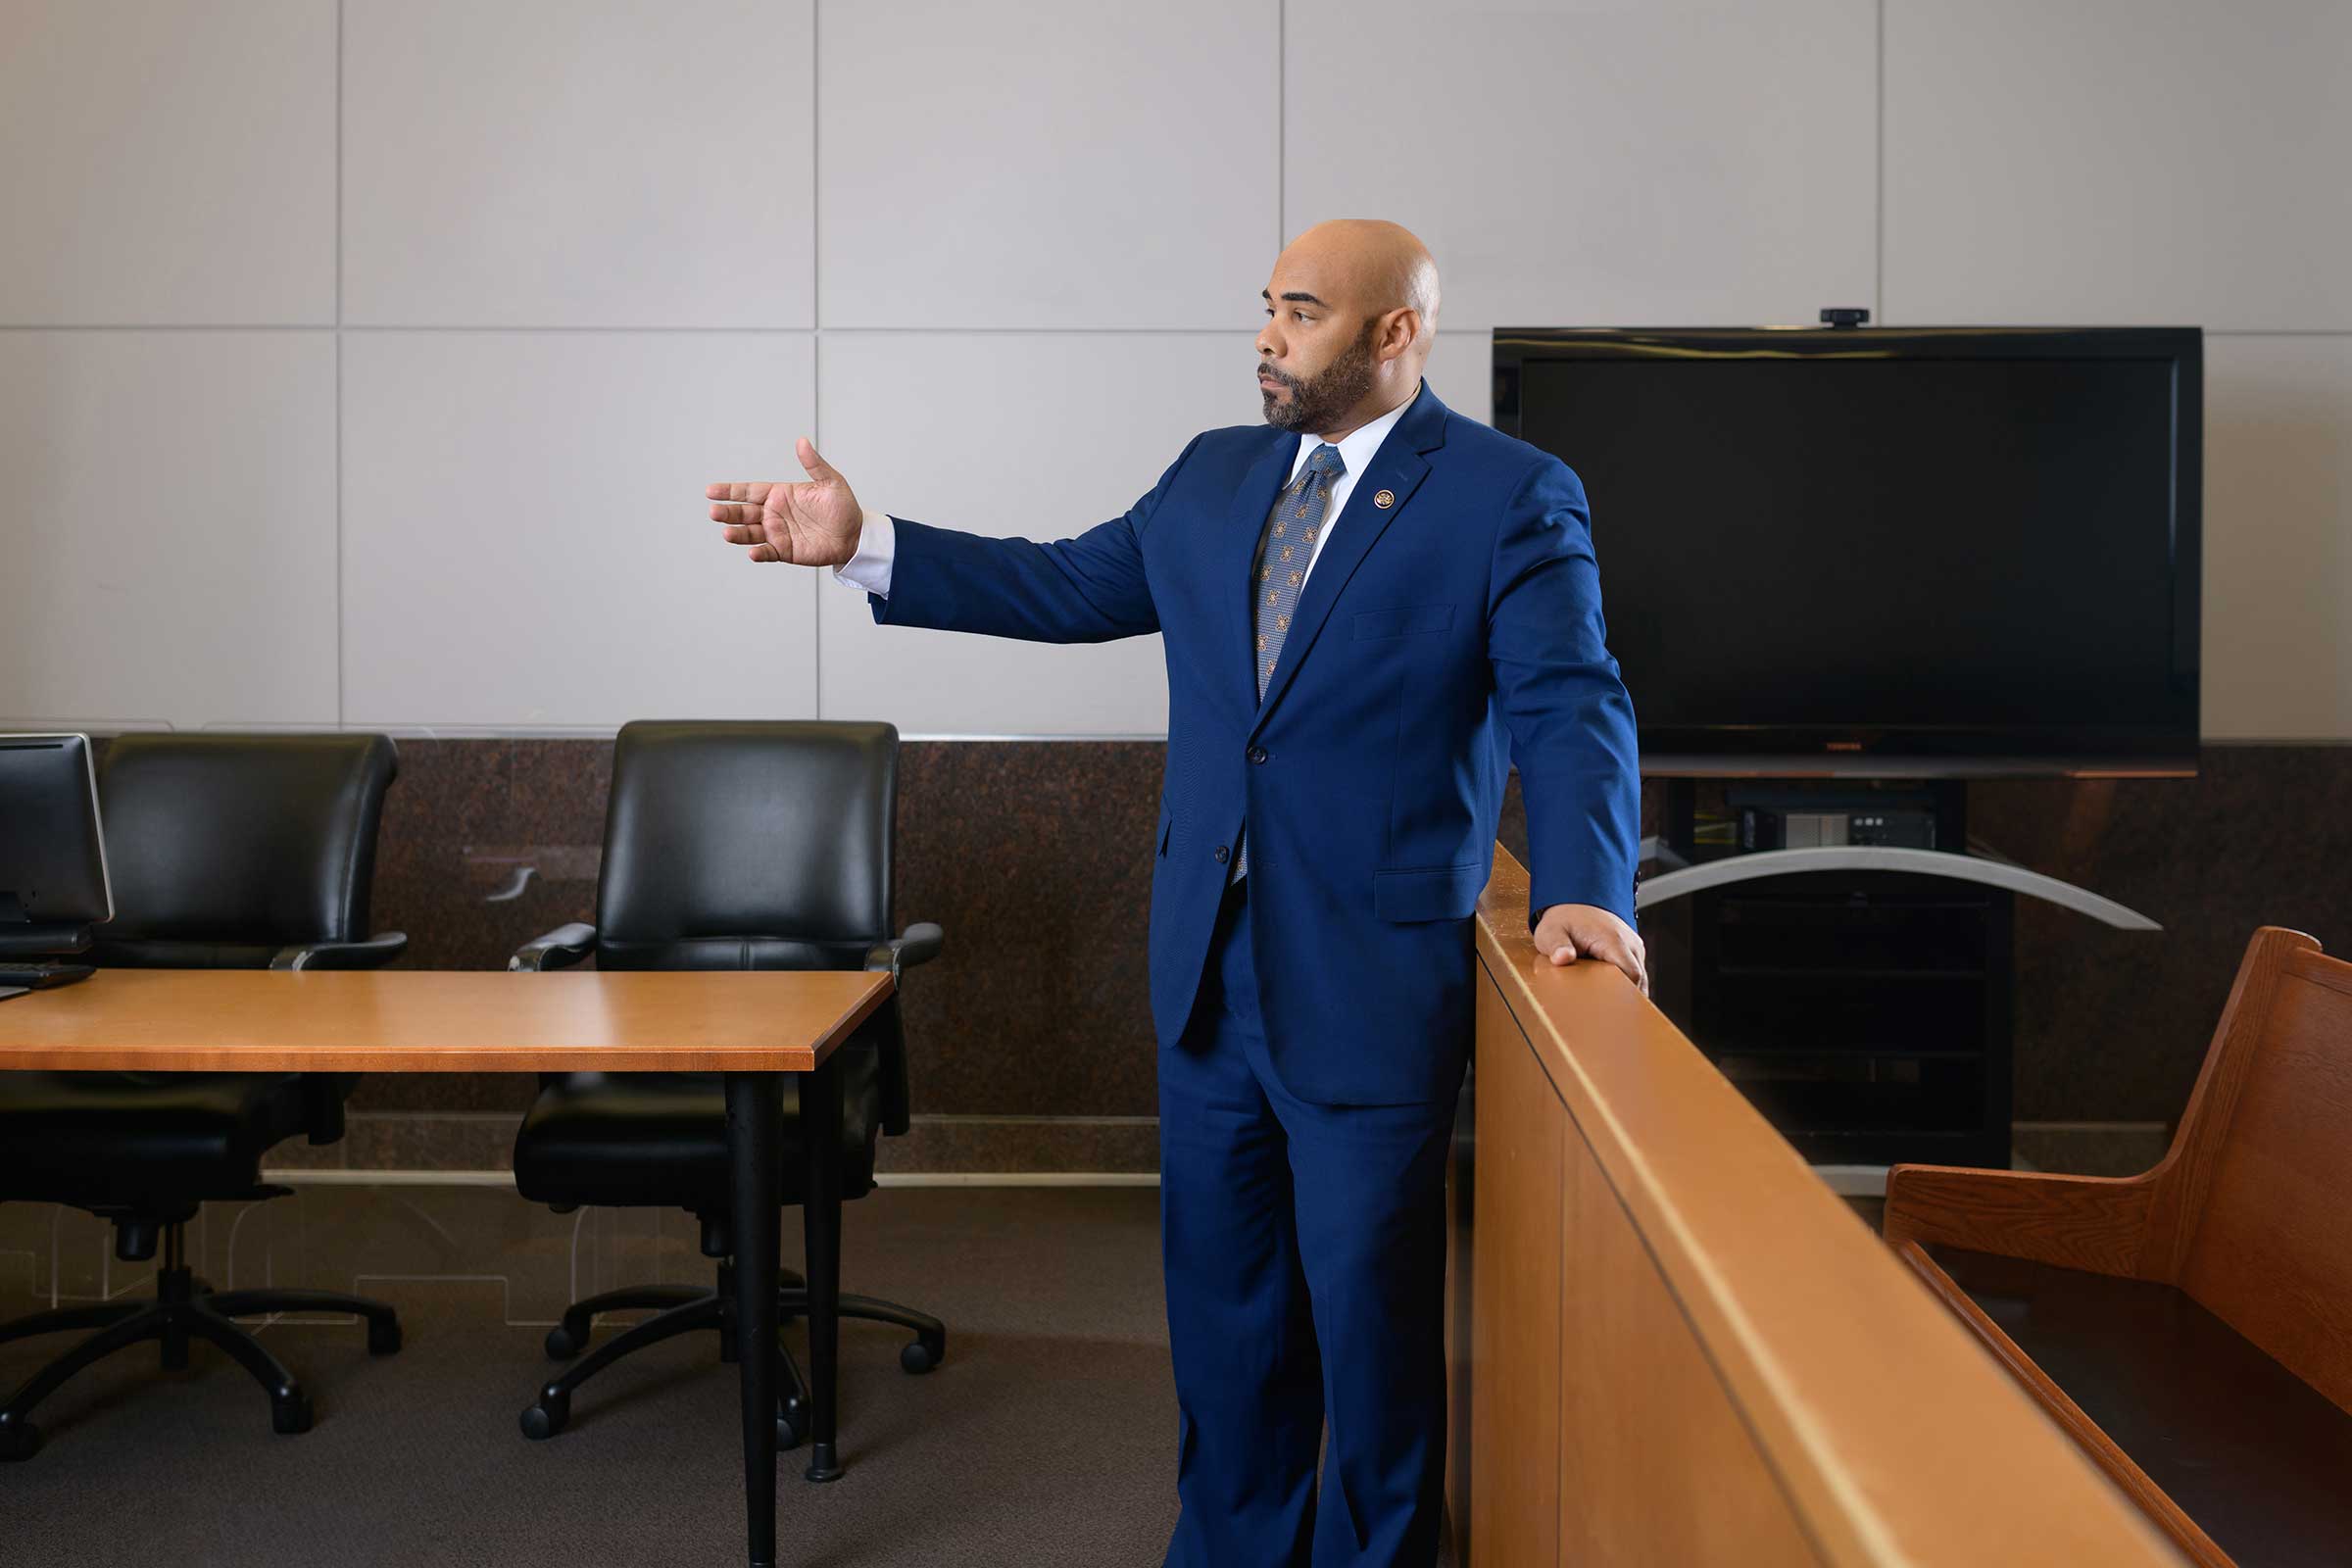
[1248,387,1448,738]
[1228,435,1298,716]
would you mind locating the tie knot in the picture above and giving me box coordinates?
[1305,443,1345,482]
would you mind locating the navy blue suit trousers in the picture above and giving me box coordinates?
[1160,877,1456,1567]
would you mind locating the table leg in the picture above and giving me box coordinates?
[725,1072,782,1568]
[802,1052,845,1483]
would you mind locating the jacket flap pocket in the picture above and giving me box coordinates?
[1373,860,1486,923]
[1352,603,1454,640]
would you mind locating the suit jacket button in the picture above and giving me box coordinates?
[1247,746,1268,765]
[1213,845,1230,864]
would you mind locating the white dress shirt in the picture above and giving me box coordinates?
[832,388,1421,601]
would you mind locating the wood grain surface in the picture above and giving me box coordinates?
[1888,926,2352,1414]
[1886,925,2352,1566]
[1891,1241,2233,1568]
[1462,843,2180,1567]
[0,968,892,1073]
[1467,981,1564,1564]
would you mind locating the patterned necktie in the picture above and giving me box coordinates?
[1254,442,1345,699]
[1235,442,1345,881]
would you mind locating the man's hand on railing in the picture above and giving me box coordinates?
[1535,903,1648,997]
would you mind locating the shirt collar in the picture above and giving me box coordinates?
[1289,383,1420,486]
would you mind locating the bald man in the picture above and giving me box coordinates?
[708,220,1643,1567]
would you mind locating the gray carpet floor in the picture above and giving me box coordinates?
[1,1186,1204,1567]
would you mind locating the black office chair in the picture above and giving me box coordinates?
[510,720,945,1446]
[0,734,409,1459]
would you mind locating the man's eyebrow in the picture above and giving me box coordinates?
[1261,289,1329,307]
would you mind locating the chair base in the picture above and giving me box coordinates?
[785,1289,947,1376]
[519,1262,946,1447]
[0,1226,400,1460]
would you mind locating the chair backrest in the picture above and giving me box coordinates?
[595,720,897,970]
[91,733,398,967]
[2160,927,2352,1414]
[590,720,910,1139]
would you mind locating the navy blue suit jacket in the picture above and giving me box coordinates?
[871,384,1639,1104]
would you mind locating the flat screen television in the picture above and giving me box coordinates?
[1494,325,2201,778]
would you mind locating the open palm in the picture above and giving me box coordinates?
[707,437,863,568]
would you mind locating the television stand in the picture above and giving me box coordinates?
[1642,780,2158,1171]
[1637,845,2159,931]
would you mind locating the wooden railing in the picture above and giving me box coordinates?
[1444,843,2183,1565]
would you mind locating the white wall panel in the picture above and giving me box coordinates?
[1425,331,1495,426]
[1885,1,2352,328]
[0,333,338,728]
[1284,0,1877,332]
[817,333,1263,733]
[343,0,815,327]
[0,0,334,323]
[9,0,2352,742]
[2202,336,2352,739]
[818,0,1279,329]
[341,332,818,727]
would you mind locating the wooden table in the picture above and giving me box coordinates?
[0,967,894,1568]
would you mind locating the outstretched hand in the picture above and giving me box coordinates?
[708,437,865,568]
[1534,903,1648,997]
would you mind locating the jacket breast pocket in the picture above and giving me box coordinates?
[1373,860,1486,923]
[1351,603,1454,640]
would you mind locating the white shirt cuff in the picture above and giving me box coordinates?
[831,512,896,599]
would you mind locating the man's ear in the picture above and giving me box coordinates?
[1376,307,1421,365]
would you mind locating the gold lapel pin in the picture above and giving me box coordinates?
[1373,488,1396,509]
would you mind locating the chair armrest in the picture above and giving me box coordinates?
[1884,1161,2162,1280]
[860,922,939,1144]
[865,921,944,975]
[270,932,409,971]
[510,923,598,972]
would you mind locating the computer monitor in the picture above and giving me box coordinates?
[0,733,113,956]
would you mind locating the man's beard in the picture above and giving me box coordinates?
[1259,318,1379,433]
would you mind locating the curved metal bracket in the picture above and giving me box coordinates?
[1635,846,2161,931]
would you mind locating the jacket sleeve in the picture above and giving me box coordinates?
[869,435,1202,644]
[1487,455,1642,928]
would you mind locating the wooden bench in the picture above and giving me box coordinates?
[1885,926,2352,1568]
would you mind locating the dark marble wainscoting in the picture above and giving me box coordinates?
[1972,750,2352,1130]
[286,738,2350,1175]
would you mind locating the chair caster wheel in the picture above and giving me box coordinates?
[368,1317,403,1355]
[520,1392,568,1440]
[0,1416,41,1461]
[272,1394,314,1436]
[544,1323,584,1360]
[776,1407,807,1449]
[901,1334,945,1375]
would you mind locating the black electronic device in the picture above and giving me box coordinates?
[1728,787,1939,852]
[0,732,112,972]
[1493,324,2202,778]
[0,962,96,989]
